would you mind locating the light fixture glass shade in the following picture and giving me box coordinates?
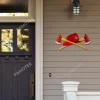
[73,6,80,15]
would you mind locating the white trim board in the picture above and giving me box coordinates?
[35,0,43,100]
[0,17,35,22]
[77,92,100,96]
[77,93,100,100]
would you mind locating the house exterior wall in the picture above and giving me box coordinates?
[43,0,100,100]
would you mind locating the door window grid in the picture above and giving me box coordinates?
[1,29,13,52]
[1,29,29,52]
[17,29,29,52]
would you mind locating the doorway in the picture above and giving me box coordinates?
[0,23,35,100]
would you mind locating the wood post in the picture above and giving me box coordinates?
[62,81,80,100]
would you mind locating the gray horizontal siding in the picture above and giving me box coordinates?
[44,5,100,11]
[44,16,100,22]
[44,28,100,33]
[44,73,100,78]
[44,68,100,73]
[43,0,100,100]
[44,96,63,100]
[44,11,100,16]
[44,62,100,68]
[44,33,100,38]
[44,22,100,28]
[44,85,100,90]
[44,79,100,85]
[44,51,100,56]
[44,56,100,61]
[44,45,100,50]
[44,0,100,4]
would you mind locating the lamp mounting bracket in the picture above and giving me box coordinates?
[69,0,83,7]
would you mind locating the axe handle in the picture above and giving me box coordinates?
[59,46,66,51]
[62,37,87,50]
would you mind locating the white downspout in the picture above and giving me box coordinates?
[62,81,80,100]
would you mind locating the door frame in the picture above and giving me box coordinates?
[36,1,43,100]
[0,0,43,100]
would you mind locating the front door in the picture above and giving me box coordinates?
[0,23,35,100]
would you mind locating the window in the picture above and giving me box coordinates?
[0,0,28,16]
[0,13,28,16]
[17,29,29,52]
[1,29,13,52]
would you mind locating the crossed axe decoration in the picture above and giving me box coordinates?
[55,33,91,50]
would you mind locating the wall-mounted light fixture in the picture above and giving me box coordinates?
[72,0,80,15]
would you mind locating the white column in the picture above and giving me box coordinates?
[62,81,80,100]
[36,0,43,100]
[28,0,36,18]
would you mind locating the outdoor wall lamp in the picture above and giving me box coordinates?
[72,0,80,15]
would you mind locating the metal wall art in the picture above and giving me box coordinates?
[55,33,91,50]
